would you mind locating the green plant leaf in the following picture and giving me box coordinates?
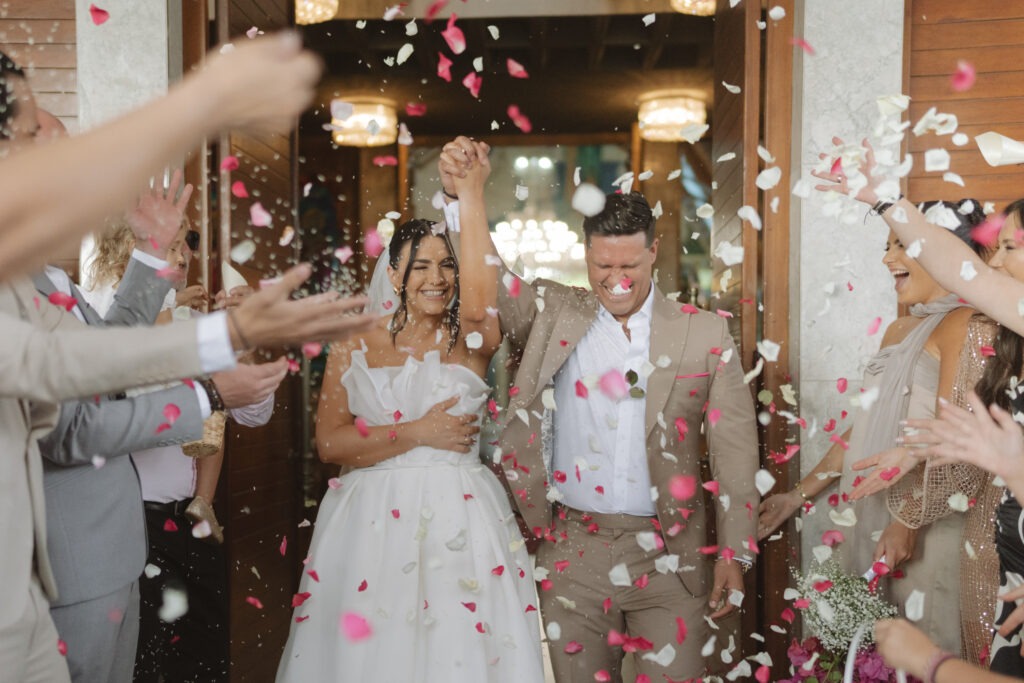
[629,387,645,399]
[625,369,639,386]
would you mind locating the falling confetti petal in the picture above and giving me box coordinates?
[373,155,399,167]
[406,102,427,117]
[220,156,239,172]
[507,58,529,79]
[48,292,76,312]
[231,180,249,198]
[571,183,606,217]
[355,417,370,438]
[441,14,466,54]
[598,370,629,401]
[340,612,373,641]
[437,53,453,82]
[229,240,256,265]
[365,230,384,258]
[669,474,697,500]
[867,317,882,336]
[508,105,532,133]
[89,4,110,25]
[246,596,264,609]
[279,226,295,247]
[951,60,976,92]
[249,202,271,227]
[462,72,482,98]
[465,331,483,349]
[789,37,815,55]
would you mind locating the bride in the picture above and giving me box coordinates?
[276,140,544,682]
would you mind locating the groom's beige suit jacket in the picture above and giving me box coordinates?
[0,276,207,628]
[495,274,759,597]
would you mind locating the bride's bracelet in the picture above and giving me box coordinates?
[792,480,811,502]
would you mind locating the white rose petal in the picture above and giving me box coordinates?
[756,167,782,191]
[791,178,813,198]
[717,152,737,163]
[714,240,744,266]
[738,205,762,230]
[757,145,776,163]
[191,520,212,539]
[396,43,414,65]
[667,169,682,180]
[159,586,189,622]
[331,100,354,120]
[642,13,656,26]
[680,123,710,143]
[541,388,557,411]
[636,531,659,553]
[943,171,965,186]
[571,183,606,217]
[722,81,741,94]
[906,239,924,258]
[754,469,776,496]
[948,492,970,512]
[952,132,969,146]
[757,339,781,362]
[696,203,715,219]
[768,5,786,20]
[465,331,483,349]
[905,590,926,622]
[655,554,680,574]
[829,507,858,527]
[608,563,632,587]
[642,644,677,667]
[961,261,978,282]
[812,545,833,563]
[514,185,529,201]
[229,240,256,265]
[924,148,951,172]
[487,25,499,39]
[144,563,162,579]
[546,622,562,641]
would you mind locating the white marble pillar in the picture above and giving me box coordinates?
[790,0,905,565]
[74,0,180,129]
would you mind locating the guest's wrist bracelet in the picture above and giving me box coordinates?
[924,648,955,683]
[793,480,811,502]
[442,188,458,200]
[197,377,225,412]
[869,194,902,218]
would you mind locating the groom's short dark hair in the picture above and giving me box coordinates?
[582,191,656,246]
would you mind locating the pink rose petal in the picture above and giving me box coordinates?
[789,37,815,55]
[355,417,370,438]
[48,292,76,311]
[575,379,588,398]
[220,156,239,172]
[246,596,264,609]
[669,474,697,500]
[441,14,466,54]
[822,530,845,546]
[674,417,688,440]
[462,71,482,99]
[279,535,288,556]
[507,58,529,79]
[424,0,448,22]
[306,569,320,582]
[373,155,398,167]
[57,639,68,656]
[675,617,687,644]
[286,359,300,373]
[703,480,720,495]
[707,408,721,426]
[755,665,771,683]
[249,202,271,227]
[462,601,476,612]
[327,477,342,489]
[507,104,532,133]
[89,4,109,25]
[563,641,584,654]
[364,230,384,258]
[879,466,900,481]
[231,180,249,198]
[597,370,628,401]
[291,591,311,607]
[302,342,322,359]
[340,612,373,641]
[437,52,453,82]
[405,102,427,117]
[837,377,848,393]
[867,316,882,336]
[971,213,1004,248]
[163,518,178,532]
[163,403,181,424]
[951,60,976,92]
[508,277,521,298]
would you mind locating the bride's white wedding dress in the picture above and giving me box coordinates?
[276,349,544,682]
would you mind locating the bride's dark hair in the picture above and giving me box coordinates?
[387,219,461,353]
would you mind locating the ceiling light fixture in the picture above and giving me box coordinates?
[669,0,716,16]
[637,93,707,142]
[295,0,338,26]
[328,98,397,147]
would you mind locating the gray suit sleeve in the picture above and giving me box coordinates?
[96,257,172,326]
[39,383,204,467]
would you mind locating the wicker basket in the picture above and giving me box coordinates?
[182,410,226,458]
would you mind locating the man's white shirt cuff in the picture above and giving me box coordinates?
[130,248,169,271]
[196,311,237,374]
[193,385,213,419]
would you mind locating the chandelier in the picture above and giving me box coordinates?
[295,0,338,25]
[328,98,398,147]
[670,0,716,16]
[637,93,707,142]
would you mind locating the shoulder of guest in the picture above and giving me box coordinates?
[930,305,975,353]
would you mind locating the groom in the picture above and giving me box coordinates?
[440,139,758,681]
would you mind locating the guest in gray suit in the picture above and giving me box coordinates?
[0,40,375,683]
[31,178,285,682]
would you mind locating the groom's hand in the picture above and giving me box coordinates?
[708,559,744,619]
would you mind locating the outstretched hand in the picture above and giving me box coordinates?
[439,136,491,198]
[848,447,917,500]
[229,263,376,350]
[903,391,1024,499]
[810,136,881,206]
[127,168,193,258]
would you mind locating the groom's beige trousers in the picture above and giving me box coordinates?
[537,506,707,683]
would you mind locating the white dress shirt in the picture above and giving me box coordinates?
[552,286,656,516]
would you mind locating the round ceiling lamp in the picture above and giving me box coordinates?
[637,93,707,142]
[670,0,716,16]
[295,0,338,25]
[327,97,398,147]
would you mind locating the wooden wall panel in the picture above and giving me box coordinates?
[0,1,77,134]
[710,0,760,363]
[905,0,1024,210]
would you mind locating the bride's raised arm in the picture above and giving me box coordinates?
[814,136,1024,336]
[442,137,502,354]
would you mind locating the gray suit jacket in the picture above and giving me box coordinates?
[35,261,204,606]
[0,269,211,628]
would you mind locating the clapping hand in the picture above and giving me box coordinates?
[902,391,1024,499]
[127,168,193,258]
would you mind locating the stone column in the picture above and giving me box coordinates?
[790,0,905,565]
[75,0,180,129]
